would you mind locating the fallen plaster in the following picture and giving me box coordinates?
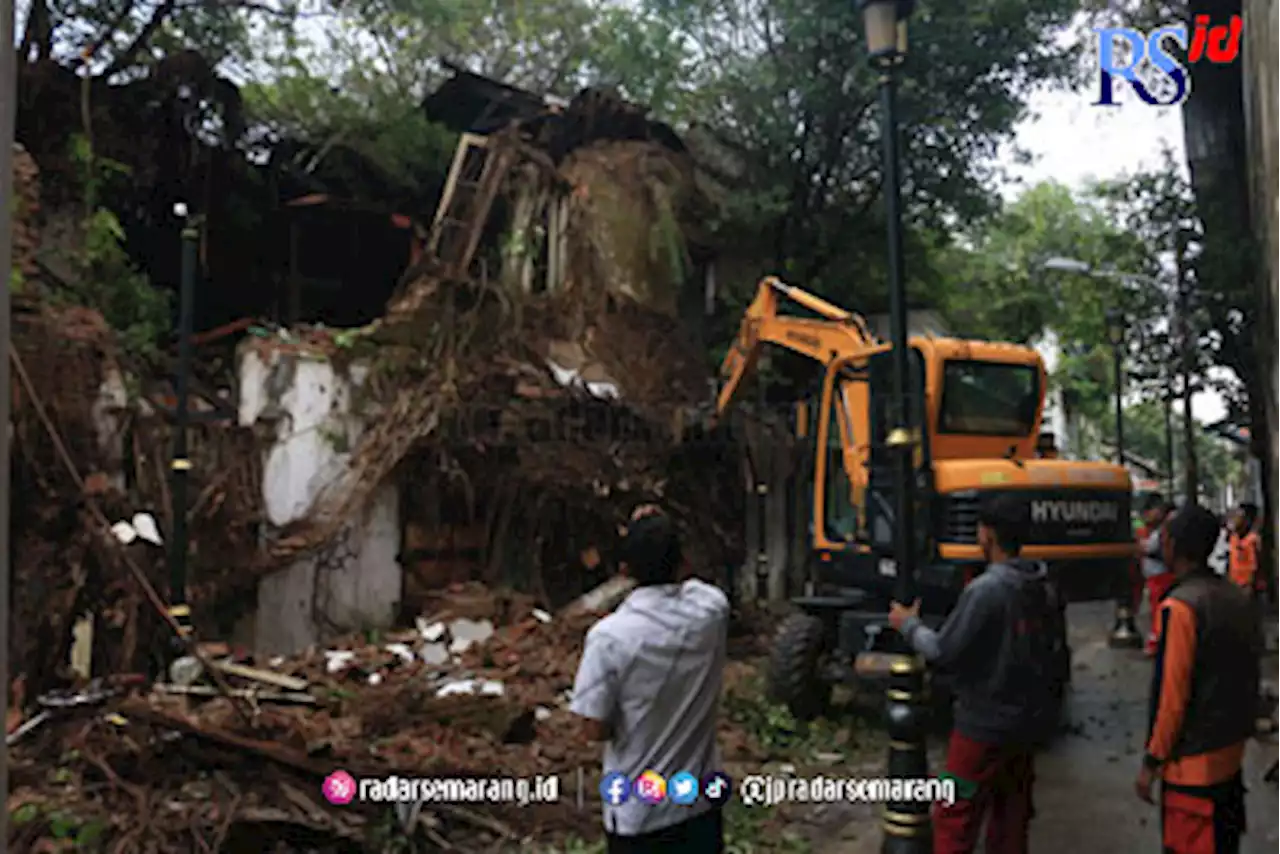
[239,344,402,656]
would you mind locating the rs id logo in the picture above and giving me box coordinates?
[1094,14,1242,106]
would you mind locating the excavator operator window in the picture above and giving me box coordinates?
[822,392,859,542]
[938,360,1039,436]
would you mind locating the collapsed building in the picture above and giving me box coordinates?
[6,64,772,851]
[11,65,748,682]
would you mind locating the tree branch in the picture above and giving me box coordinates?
[105,0,177,77]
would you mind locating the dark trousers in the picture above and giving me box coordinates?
[1161,775,1246,854]
[605,807,723,853]
[933,731,1035,854]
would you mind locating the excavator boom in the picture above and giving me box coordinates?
[715,277,879,419]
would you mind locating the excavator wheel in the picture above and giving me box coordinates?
[766,613,832,721]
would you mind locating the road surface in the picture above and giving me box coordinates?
[804,601,1279,853]
[1030,601,1278,853]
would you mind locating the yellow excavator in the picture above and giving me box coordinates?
[715,277,1133,719]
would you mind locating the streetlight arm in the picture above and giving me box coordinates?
[1042,256,1162,287]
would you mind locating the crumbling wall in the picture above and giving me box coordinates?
[238,345,402,654]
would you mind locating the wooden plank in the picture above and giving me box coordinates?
[211,660,309,692]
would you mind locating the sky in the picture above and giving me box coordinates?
[997,87,1227,426]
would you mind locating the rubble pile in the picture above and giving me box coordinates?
[6,72,758,852]
[6,583,769,852]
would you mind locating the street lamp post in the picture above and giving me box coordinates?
[167,202,199,645]
[859,2,930,852]
[1044,258,1151,647]
[1105,308,1141,648]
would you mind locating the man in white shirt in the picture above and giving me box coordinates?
[570,506,730,853]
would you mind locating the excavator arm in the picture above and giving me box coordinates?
[715,277,879,420]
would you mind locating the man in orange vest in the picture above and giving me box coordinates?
[1227,503,1262,595]
[1137,495,1176,656]
[1136,503,1259,854]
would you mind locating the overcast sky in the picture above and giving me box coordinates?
[999,88,1226,425]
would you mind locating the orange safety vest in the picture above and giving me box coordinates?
[1228,531,1260,589]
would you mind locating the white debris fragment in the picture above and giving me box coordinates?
[111,513,164,547]
[368,672,384,686]
[420,643,449,666]
[532,608,552,624]
[435,679,506,698]
[131,513,163,546]
[418,618,446,643]
[169,656,202,687]
[447,618,494,653]
[545,360,620,400]
[585,380,619,399]
[534,706,553,722]
[449,618,494,643]
[447,638,470,654]
[110,521,138,545]
[385,643,415,664]
[268,656,286,668]
[324,650,356,673]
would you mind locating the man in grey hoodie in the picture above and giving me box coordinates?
[889,492,1064,854]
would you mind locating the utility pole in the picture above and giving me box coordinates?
[1163,374,1176,496]
[1174,231,1199,502]
[0,0,16,840]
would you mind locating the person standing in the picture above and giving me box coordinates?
[1137,495,1177,656]
[889,492,1064,854]
[1135,503,1259,854]
[570,506,730,853]
[1227,503,1263,596]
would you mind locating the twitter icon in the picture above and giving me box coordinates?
[668,771,699,805]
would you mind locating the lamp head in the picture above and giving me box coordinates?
[1042,256,1092,274]
[1105,308,1125,346]
[859,0,913,65]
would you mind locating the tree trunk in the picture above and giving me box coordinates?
[1243,0,1278,587]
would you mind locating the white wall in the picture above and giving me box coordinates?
[238,345,402,655]
[1031,329,1076,457]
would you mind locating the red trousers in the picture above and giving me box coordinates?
[1146,572,1176,652]
[1162,783,1245,854]
[933,731,1034,854]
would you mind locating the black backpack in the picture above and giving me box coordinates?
[1003,576,1069,741]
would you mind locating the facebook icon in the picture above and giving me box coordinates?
[600,772,632,806]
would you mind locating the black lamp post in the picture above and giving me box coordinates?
[1105,308,1141,648]
[859,2,930,851]
[168,200,199,645]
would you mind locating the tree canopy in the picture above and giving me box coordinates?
[8,0,1259,496]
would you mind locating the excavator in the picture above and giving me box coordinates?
[714,277,1133,719]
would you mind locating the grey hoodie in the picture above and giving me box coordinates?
[900,558,1062,745]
